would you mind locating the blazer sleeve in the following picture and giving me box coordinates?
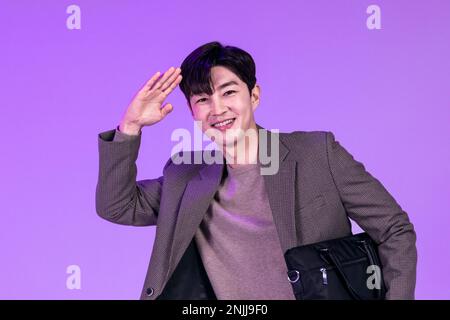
[95,127,172,226]
[325,131,417,300]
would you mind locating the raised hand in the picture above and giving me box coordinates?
[119,66,182,135]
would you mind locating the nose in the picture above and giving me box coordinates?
[210,96,228,116]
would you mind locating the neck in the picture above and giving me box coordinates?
[223,124,259,168]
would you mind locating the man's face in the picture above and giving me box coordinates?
[189,66,260,148]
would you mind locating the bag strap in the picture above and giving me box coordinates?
[357,239,383,299]
[321,248,363,300]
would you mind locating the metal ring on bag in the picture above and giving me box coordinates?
[287,270,300,283]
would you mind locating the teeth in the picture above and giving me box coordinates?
[213,118,234,127]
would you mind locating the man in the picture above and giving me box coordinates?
[95,41,417,300]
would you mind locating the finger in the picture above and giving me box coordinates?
[160,102,173,117]
[160,67,181,92]
[162,74,182,95]
[160,68,181,92]
[154,66,177,90]
[143,71,161,90]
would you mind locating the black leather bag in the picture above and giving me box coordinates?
[284,232,386,300]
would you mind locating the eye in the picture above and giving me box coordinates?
[224,90,236,96]
[196,97,207,103]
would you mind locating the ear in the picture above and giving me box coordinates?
[251,84,261,111]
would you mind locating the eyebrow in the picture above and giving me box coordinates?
[215,80,239,91]
[192,80,239,99]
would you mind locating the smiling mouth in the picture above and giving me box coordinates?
[211,118,236,128]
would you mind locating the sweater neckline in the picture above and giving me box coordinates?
[225,162,261,177]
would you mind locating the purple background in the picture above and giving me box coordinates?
[1,0,449,299]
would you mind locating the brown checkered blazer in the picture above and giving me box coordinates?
[95,123,417,300]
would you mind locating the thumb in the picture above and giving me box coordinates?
[161,102,173,117]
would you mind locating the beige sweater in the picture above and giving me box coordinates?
[194,162,295,300]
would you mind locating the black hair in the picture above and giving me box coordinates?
[179,41,257,109]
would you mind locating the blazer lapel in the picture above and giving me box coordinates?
[167,150,224,278]
[257,124,298,253]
